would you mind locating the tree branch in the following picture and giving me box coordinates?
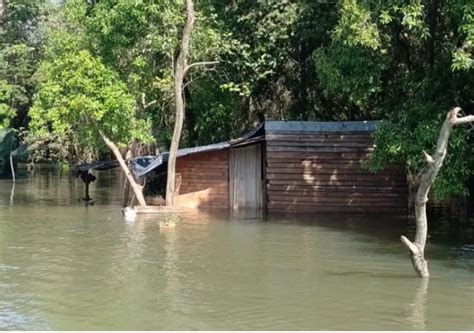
[401,235,420,255]
[144,100,158,109]
[422,150,434,164]
[141,93,158,109]
[184,61,219,75]
[98,130,146,206]
[447,106,474,125]
[452,115,474,125]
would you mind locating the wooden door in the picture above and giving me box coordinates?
[230,144,263,209]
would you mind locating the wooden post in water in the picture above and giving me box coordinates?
[9,151,15,182]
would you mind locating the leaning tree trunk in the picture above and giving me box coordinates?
[401,107,474,277]
[99,131,147,207]
[166,0,195,206]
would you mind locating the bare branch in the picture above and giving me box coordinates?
[182,78,195,90]
[141,93,158,109]
[401,236,420,255]
[98,130,146,206]
[184,61,219,75]
[422,150,434,164]
[452,115,474,125]
[447,106,474,125]
[144,100,158,109]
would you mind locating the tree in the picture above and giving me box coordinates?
[311,0,474,199]
[165,0,219,206]
[0,0,5,23]
[0,0,43,129]
[305,0,474,276]
[29,50,153,206]
[216,0,298,122]
[165,0,195,207]
[401,107,474,277]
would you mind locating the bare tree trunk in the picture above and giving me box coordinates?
[99,131,147,207]
[401,107,474,277]
[0,0,5,25]
[166,0,195,206]
[122,149,133,207]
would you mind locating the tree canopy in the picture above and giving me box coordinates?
[30,49,152,160]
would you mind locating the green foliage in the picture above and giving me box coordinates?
[452,3,474,71]
[314,43,386,109]
[333,0,381,50]
[321,0,474,198]
[68,0,232,148]
[30,50,152,159]
[369,116,474,199]
[185,78,242,146]
[217,1,297,104]
[0,80,16,128]
[0,0,43,128]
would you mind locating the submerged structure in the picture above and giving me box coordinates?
[130,121,407,214]
[76,121,407,214]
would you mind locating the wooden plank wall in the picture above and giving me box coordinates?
[176,149,229,208]
[265,132,407,214]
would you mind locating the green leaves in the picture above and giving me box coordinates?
[314,43,386,108]
[452,3,474,71]
[311,0,474,198]
[333,0,381,50]
[30,50,152,157]
[0,80,15,129]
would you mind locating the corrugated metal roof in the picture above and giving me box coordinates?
[134,141,230,178]
[265,120,379,133]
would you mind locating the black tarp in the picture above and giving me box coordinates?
[73,122,265,179]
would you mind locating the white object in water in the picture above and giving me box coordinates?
[122,207,137,219]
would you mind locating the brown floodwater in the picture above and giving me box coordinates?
[0,168,472,330]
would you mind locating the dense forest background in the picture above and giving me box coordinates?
[0,0,473,198]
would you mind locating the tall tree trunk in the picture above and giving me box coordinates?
[99,131,147,207]
[0,0,5,25]
[401,107,474,277]
[166,0,195,206]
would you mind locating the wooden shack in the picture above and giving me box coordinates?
[264,121,407,214]
[175,149,230,208]
[138,120,407,214]
[136,125,265,210]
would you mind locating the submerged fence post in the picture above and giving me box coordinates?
[9,151,15,182]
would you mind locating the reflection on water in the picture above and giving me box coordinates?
[0,168,472,330]
[405,278,429,330]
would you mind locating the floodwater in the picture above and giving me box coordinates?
[0,168,472,330]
